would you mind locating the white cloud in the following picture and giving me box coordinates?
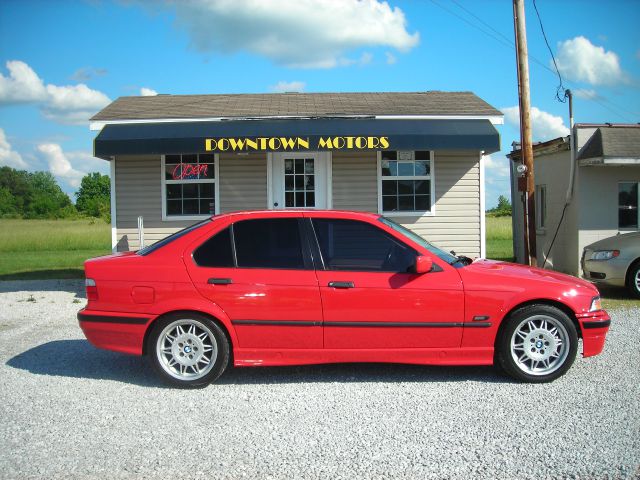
[0,60,111,125]
[555,36,627,86]
[170,0,419,68]
[483,154,510,178]
[0,128,28,169]
[385,52,397,65]
[0,60,47,104]
[269,81,306,93]
[573,88,600,100]
[37,143,85,188]
[502,106,569,142]
[140,87,158,96]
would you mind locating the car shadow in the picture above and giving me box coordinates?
[6,339,510,387]
[0,278,86,298]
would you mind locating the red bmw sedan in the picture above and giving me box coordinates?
[78,210,610,387]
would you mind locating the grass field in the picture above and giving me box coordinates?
[485,216,514,262]
[0,219,110,280]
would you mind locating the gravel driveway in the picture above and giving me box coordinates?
[1,279,639,479]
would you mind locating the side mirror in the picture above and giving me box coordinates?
[415,255,433,274]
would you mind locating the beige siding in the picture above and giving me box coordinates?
[219,153,267,212]
[396,151,481,257]
[332,151,378,211]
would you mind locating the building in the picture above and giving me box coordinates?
[91,91,503,256]
[508,123,640,275]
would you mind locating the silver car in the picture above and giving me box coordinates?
[582,231,640,298]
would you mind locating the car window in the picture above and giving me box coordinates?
[312,219,416,272]
[137,219,211,256]
[192,227,235,267]
[234,218,305,269]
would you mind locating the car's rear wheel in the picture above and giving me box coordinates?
[497,305,578,383]
[148,313,229,388]
[626,261,640,299]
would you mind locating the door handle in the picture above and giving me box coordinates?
[328,281,354,289]
[208,278,233,285]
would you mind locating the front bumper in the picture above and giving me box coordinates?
[581,252,627,288]
[78,309,152,355]
[576,309,611,357]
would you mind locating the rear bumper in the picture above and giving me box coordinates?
[576,310,611,358]
[78,309,152,355]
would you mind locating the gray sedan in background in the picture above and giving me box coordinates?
[582,231,640,298]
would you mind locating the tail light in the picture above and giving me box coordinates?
[85,278,99,301]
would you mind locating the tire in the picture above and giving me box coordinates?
[148,312,230,388]
[497,305,578,383]
[626,261,640,299]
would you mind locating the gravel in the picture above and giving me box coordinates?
[0,279,639,479]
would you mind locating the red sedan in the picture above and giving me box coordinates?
[78,210,610,387]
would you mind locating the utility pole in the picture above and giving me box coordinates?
[513,0,537,266]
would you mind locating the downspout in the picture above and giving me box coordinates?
[565,90,576,203]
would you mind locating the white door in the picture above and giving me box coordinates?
[271,152,329,209]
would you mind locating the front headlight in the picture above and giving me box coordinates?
[589,250,619,261]
[589,296,602,312]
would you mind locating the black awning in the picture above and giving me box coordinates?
[94,118,500,159]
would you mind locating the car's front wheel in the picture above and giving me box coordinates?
[497,305,578,383]
[626,261,640,299]
[148,313,229,388]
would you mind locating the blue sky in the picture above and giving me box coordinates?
[1,0,638,208]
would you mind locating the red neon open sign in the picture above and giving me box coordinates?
[172,163,208,180]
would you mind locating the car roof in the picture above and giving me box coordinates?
[210,209,382,222]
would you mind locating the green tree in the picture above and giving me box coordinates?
[75,172,110,220]
[24,171,74,218]
[0,166,31,215]
[487,195,512,217]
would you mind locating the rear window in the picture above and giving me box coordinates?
[137,219,210,256]
[192,227,235,267]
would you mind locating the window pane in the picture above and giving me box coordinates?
[234,219,305,269]
[199,183,214,198]
[183,199,198,214]
[285,159,294,174]
[398,195,414,211]
[381,151,397,161]
[398,180,414,195]
[312,219,415,272]
[166,163,179,180]
[199,199,215,215]
[306,192,315,207]
[295,175,304,189]
[382,180,397,195]
[295,192,304,207]
[193,227,234,267]
[167,200,181,215]
[167,184,182,199]
[199,164,215,179]
[619,183,638,229]
[398,162,413,176]
[199,154,215,164]
[415,151,430,161]
[285,192,294,207]
[295,158,304,174]
[382,195,397,211]
[183,154,197,164]
[415,161,430,176]
[305,159,314,173]
[415,195,430,211]
[285,175,294,190]
[415,180,429,194]
[183,183,198,198]
[165,155,181,165]
[381,160,397,176]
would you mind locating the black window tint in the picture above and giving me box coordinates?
[193,227,235,267]
[312,219,415,272]
[137,219,210,256]
[234,219,305,269]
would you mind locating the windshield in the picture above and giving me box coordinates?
[137,219,211,256]
[378,216,459,265]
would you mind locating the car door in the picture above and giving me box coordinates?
[185,215,323,349]
[308,216,464,349]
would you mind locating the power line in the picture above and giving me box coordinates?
[425,0,636,122]
[532,0,567,103]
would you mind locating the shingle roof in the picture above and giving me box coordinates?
[91,91,502,121]
[577,126,640,160]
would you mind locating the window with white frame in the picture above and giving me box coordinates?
[163,154,217,218]
[380,150,432,213]
[619,182,639,230]
[536,184,546,229]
